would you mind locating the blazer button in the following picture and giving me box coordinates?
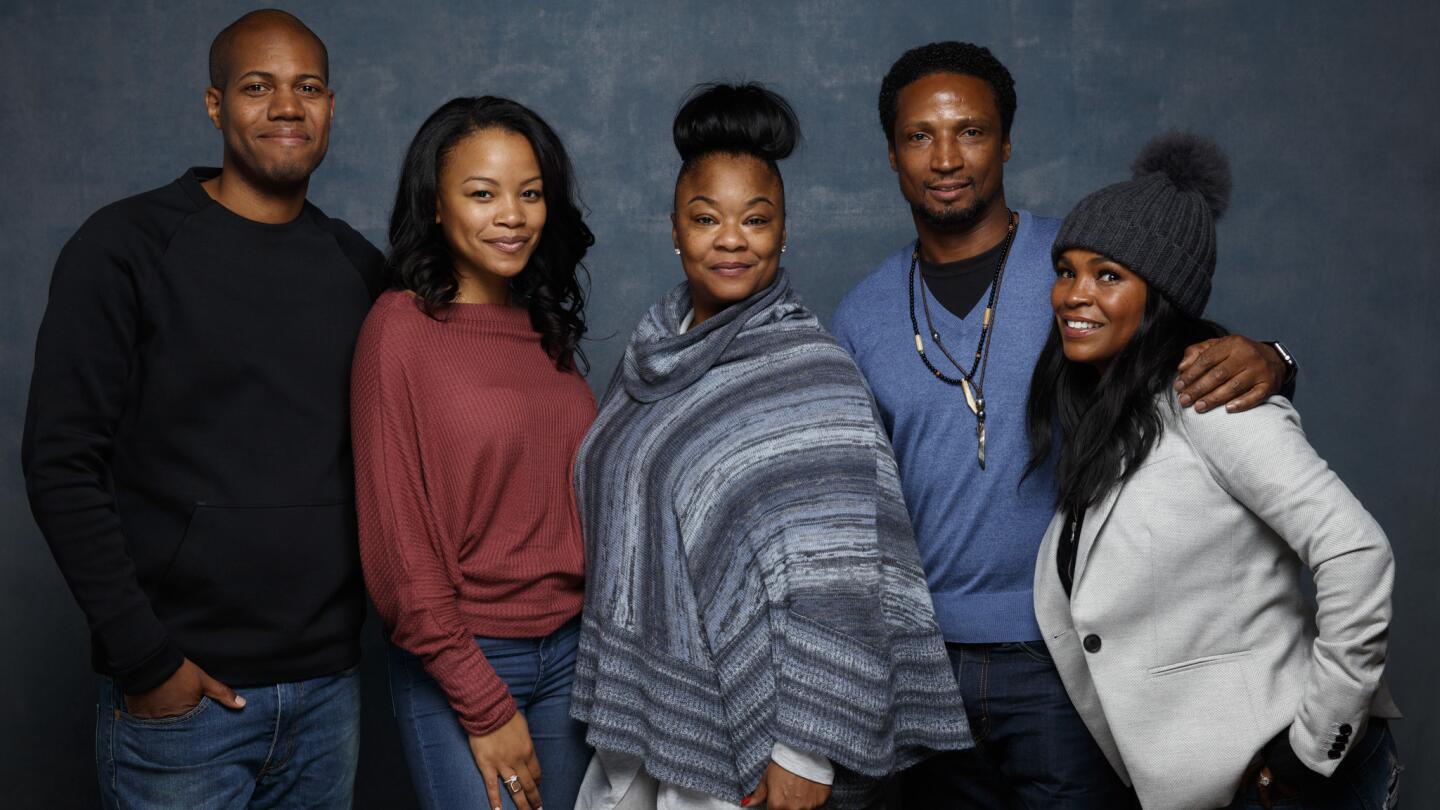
[1083,634,1102,653]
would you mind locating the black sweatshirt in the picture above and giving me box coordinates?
[22,168,383,693]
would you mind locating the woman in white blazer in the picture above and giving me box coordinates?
[1024,133,1400,810]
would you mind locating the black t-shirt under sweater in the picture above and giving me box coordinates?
[918,237,1009,320]
[21,168,384,692]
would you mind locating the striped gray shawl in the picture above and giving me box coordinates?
[571,272,971,806]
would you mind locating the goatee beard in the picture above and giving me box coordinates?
[914,195,991,233]
[255,160,318,189]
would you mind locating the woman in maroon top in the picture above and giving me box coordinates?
[351,97,596,810]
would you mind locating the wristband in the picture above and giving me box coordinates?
[1269,341,1298,387]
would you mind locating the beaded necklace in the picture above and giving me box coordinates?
[906,210,1019,469]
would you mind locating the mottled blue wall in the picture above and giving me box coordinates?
[3,1,1436,807]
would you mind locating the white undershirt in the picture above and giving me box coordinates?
[576,745,835,810]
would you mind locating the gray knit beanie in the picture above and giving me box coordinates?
[1052,132,1232,318]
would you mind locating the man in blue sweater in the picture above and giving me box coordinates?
[829,42,1294,807]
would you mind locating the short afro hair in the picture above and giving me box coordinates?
[878,41,1016,146]
[208,9,328,90]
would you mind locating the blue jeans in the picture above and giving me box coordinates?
[96,667,361,810]
[1225,719,1402,809]
[389,616,590,810]
[900,641,1139,809]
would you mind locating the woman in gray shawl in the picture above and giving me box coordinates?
[570,83,971,810]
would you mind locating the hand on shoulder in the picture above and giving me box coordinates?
[1174,335,1288,414]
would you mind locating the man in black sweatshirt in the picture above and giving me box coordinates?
[21,10,382,808]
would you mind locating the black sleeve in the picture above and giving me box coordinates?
[1261,729,1323,787]
[326,220,386,300]
[21,219,184,693]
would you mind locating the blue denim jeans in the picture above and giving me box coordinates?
[900,641,1139,809]
[96,667,361,810]
[1225,719,1402,810]
[388,616,590,810]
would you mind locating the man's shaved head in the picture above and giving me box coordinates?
[208,9,328,89]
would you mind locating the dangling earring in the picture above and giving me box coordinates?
[781,243,787,253]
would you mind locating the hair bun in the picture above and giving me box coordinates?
[673,82,800,164]
[1131,131,1231,220]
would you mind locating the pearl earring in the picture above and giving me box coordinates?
[674,247,681,255]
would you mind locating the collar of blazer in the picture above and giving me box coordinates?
[1070,478,1127,595]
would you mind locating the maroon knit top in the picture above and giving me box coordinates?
[352,290,594,735]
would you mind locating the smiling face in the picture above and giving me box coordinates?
[671,154,786,326]
[888,72,1010,233]
[1052,248,1149,370]
[435,128,547,292]
[205,22,333,188]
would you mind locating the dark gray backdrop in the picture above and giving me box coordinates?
[3,1,1435,807]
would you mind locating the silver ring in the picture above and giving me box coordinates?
[505,774,521,793]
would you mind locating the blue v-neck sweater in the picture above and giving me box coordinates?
[830,211,1060,643]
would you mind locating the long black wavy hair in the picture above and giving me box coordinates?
[1025,288,1226,513]
[387,96,593,371]
[1026,131,1233,513]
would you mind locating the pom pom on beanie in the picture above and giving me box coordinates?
[1131,131,1231,221]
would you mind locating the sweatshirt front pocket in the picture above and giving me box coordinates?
[160,502,361,658]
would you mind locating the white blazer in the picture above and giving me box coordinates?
[1034,394,1399,810]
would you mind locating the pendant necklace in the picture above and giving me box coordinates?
[907,210,1018,469]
